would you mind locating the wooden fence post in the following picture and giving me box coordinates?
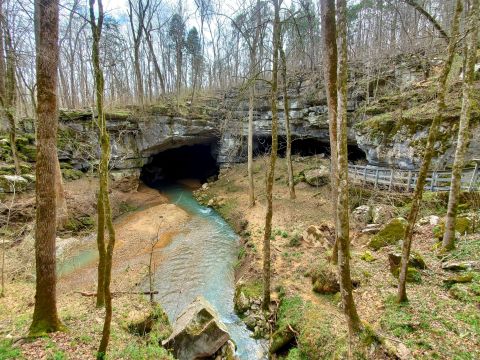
[374,169,380,189]
[430,171,437,191]
[389,169,394,191]
[469,163,479,191]
[406,170,412,192]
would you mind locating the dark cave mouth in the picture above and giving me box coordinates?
[140,137,367,188]
[251,135,367,161]
[140,142,220,187]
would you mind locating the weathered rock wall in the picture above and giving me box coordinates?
[51,56,480,172]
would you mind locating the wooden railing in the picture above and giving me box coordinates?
[348,164,480,192]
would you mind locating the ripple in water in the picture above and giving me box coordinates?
[154,185,267,359]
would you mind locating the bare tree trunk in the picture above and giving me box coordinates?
[2,23,20,175]
[96,185,106,308]
[280,45,295,200]
[336,0,362,334]
[263,0,281,311]
[397,0,463,303]
[143,28,166,94]
[320,0,339,265]
[89,0,117,358]
[248,82,256,206]
[248,0,262,207]
[134,45,144,105]
[29,0,63,336]
[442,0,478,251]
[90,0,107,310]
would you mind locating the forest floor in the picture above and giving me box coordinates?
[0,176,189,359]
[1,156,479,359]
[196,155,480,360]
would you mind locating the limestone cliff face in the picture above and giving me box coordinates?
[58,110,220,170]
[56,58,480,171]
[354,81,480,169]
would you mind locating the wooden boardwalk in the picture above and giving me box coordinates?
[348,163,480,192]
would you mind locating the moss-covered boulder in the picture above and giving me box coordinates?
[162,297,231,360]
[443,273,473,287]
[391,266,422,283]
[303,166,330,186]
[433,217,473,240]
[448,284,472,302]
[388,252,425,284]
[0,175,28,193]
[270,326,296,354]
[272,296,347,358]
[64,215,95,232]
[368,218,407,250]
[308,260,340,294]
[0,164,15,175]
[388,251,426,272]
[62,168,84,181]
[234,280,262,315]
[18,144,36,162]
[127,303,172,341]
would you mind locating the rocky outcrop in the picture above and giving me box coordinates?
[354,82,480,169]
[162,296,232,360]
[303,166,330,186]
[0,174,30,193]
[18,58,478,174]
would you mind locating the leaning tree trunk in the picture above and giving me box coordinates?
[29,0,63,336]
[336,0,362,334]
[320,0,339,265]
[263,0,281,311]
[403,0,449,43]
[442,0,479,251]
[280,45,295,200]
[397,0,463,303]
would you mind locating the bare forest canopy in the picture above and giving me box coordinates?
[2,0,458,119]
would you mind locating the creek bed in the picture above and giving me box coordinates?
[154,185,267,359]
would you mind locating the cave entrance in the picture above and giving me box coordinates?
[252,136,366,162]
[140,142,220,188]
[253,135,331,157]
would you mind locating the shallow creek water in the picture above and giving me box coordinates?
[154,185,267,359]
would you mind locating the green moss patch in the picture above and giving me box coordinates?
[307,260,340,294]
[433,217,473,240]
[273,296,347,358]
[62,168,84,181]
[368,218,407,250]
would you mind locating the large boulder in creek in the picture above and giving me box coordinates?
[162,296,231,360]
[303,166,330,186]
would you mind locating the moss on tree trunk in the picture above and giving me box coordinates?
[397,0,463,303]
[442,0,479,251]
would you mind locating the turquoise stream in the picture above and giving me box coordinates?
[155,185,267,359]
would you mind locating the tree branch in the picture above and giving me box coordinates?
[403,0,449,42]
